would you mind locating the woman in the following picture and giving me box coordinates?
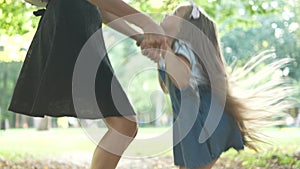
[9,0,166,168]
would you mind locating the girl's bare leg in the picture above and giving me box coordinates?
[179,158,218,169]
[90,116,138,169]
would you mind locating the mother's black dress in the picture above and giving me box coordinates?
[9,0,135,119]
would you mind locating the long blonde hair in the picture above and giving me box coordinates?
[172,5,294,151]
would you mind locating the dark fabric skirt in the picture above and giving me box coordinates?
[159,67,244,168]
[9,0,135,119]
[172,88,244,168]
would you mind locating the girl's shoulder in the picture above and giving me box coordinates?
[172,39,191,53]
[172,39,195,65]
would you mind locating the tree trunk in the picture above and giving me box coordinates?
[0,120,5,130]
[15,114,20,128]
[37,117,50,131]
[22,116,28,128]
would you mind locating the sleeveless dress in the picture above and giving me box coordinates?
[159,40,244,168]
[9,0,135,119]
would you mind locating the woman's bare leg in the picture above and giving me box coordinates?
[179,158,218,169]
[90,116,138,169]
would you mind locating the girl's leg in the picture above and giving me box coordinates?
[179,159,218,169]
[90,116,138,169]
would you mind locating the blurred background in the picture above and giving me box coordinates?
[0,0,299,168]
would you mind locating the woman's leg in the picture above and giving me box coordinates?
[179,159,218,169]
[90,116,138,169]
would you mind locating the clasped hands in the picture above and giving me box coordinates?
[135,31,168,63]
[141,34,168,63]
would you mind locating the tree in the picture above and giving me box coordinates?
[0,62,22,128]
[1,0,298,127]
[0,0,290,37]
[130,0,287,35]
[0,0,39,36]
[104,30,172,126]
[220,0,300,108]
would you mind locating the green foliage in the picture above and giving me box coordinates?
[106,31,172,125]
[129,0,287,34]
[0,0,39,36]
[0,62,22,120]
[292,80,300,107]
[0,0,293,36]
[0,0,299,126]
[222,19,298,62]
[240,149,300,169]
[229,128,300,168]
[220,1,300,105]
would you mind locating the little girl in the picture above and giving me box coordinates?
[142,2,292,169]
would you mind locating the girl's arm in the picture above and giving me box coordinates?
[161,46,191,90]
[101,10,143,44]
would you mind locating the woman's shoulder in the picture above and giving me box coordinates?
[25,0,48,7]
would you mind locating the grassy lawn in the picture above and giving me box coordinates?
[221,127,300,168]
[0,128,95,161]
[0,127,300,168]
[0,127,172,160]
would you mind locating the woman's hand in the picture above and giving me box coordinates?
[140,24,167,63]
[140,39,160,63]
[144,23,167,58]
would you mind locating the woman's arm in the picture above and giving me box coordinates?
[162,46,191,90]
[89,0,167,54]
[89,0,153,29]
[101,10,143,44]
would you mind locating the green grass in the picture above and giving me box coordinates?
[0,128,95,160]
[0,127,300,168]
[0,127,172,160]
[220,127,300,168]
